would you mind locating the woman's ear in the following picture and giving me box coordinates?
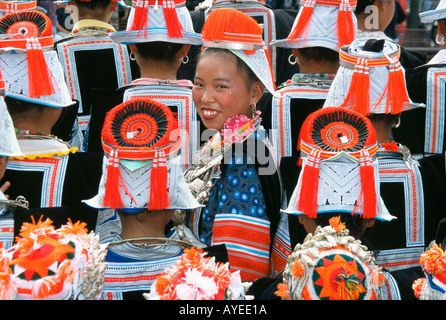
[439,19,446,38]
[109,1,119,12]
[251,80,265,104]
[128,43,138,55]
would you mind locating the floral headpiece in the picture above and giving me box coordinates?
[412,243,446,300]
[276,216,386,300]
[145,247,250,300]
[0,217,108,300]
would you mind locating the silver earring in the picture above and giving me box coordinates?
[251,102,257,117]
[130,52,138,61]
[436,34,446,46]
[392,117,401,128]
[180,55,189,64]
[288,54,299,65]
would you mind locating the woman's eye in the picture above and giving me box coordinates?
[193,82,203,88]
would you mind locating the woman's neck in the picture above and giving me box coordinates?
[298,60,339,75]
[137,59,179,80]
[14,120,53,136]
[118,209,173,244]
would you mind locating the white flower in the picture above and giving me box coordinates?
[175,268,218,300]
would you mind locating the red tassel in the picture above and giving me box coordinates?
[149,151,170,211]
[286,0,315,44]
[102,149,124,209]
[340,58,370,115]
[297,149,321,219]
[129,0,149,37]
[337,0,355,48]
[355,150,377,219]
[163,0,184,38]
[376,60,410,114]
[26,38,55,98]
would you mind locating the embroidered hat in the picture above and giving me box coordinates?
[0,217,108,300]
[0,68,22,158]
[272,0,357,51]
[276,216,387,300]
[146,247,249,300]
[0,0,36,16]
[412,242,446,300]
[419,0,446,23]
[84,97,202,212]
[0,10,74,108]
[200,7,277,96]
[324,37,423,115]
[110,0,201,45]
[55,0,128,7]
[283,106,393,221]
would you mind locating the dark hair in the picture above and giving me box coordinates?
[316,212,370,239]
[355,0,376,16]
[367,113,400,128]
[72,0,113,11]
[135,41,184,64]
[295,46,339,64]
[198,47,260,86]
[4,96,46,120]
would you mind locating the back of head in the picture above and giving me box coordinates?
[355,0,375,16]
[71,0,113,11]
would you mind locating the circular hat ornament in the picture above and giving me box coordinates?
[0,10,52,39]
[276,217,386,300]
[300,107,376,153]
[101,97,179,153]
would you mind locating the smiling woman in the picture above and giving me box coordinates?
[193,48,264,131]
[186,8,284,283]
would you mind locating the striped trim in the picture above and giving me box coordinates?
[56,36,132,126]
[270,213,292,277]
[271,85,330,161]
[0,215,14,250]
[0,0,36,12]
[374,247,425,273]
[378,156,425,248]
[6,156,69,207]
[101,255,181,299]
[212,213,271,281]
[425,68,446,154]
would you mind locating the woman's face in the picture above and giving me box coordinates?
[193,51,262,131]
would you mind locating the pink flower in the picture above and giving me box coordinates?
[175,268,218,300]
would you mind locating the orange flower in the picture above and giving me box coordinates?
[58,219,88,238]
[275,282,290,299]
[291,261,304,278]
[176,247,206,272]
[155,275,171,296]
[17,216,54,240]
[329,216,346,232]
[0,272,15,300]
[381,141,399,152]
[412,278,425,299]
[420,244,446,275]
[10,235,75,280]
